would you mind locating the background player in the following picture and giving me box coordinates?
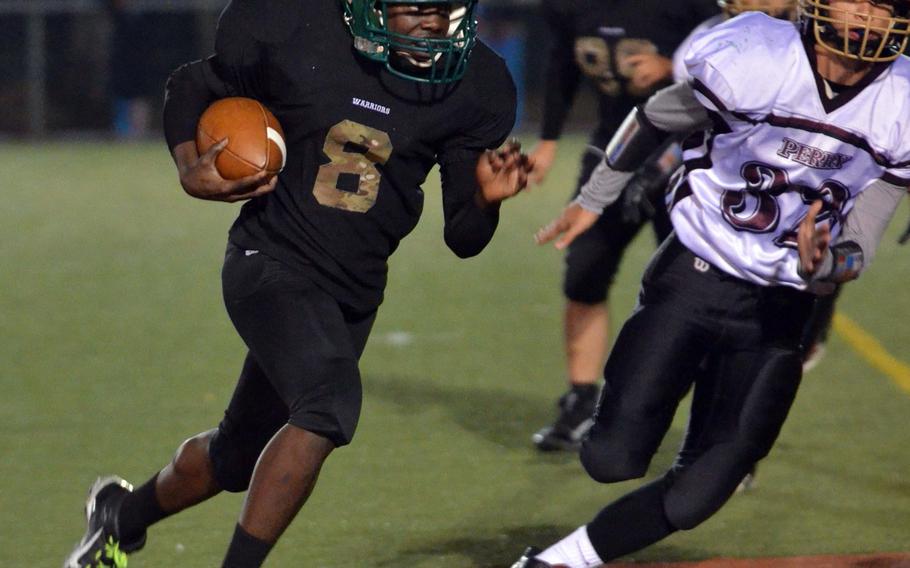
[527,0,720,452]
[64,1,531,567]
[514,0,910,565]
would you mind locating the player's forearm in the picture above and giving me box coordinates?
[575,161,634,214]
[540,68,579,140]
[444,201,500,258]
[804,179,906,284]
[441,160,500,258]
[540,64,581,140]
[576,82,709,214]
[170,140,199,173]
[539,12,581,140]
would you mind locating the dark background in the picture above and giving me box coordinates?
[0,0,595,137]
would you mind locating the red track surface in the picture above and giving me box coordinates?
[611,553,910,567]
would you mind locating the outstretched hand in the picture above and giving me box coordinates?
[174,139,278,203]
[475,138,534,206]
[535,202,601,250]
[797,200,831,277]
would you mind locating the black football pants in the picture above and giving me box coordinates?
[579,234,815,561]
[563,136,673,304]
[208,243,375,493]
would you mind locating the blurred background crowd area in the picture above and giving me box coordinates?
[0,0,578,139]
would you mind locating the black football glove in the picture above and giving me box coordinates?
[620,178,655,225]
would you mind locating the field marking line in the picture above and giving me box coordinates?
[833,312,910,395]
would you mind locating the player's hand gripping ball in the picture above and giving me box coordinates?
[196,97,286,181]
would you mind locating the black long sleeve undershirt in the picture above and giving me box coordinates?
[440,157,500,258]
[163,58,231,151]
[540,3,582,140]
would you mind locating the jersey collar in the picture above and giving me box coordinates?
[801,35,891,115]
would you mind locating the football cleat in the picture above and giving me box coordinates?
[532,385,598,452]
[735,465,759,494]
[510,547,568,568]
[63,476,146,568]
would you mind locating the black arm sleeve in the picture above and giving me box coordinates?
[436,44,516,257]
[440,157,500,258]
[539,1,582,140]
[163,58,231,150]
[162,0,267,151]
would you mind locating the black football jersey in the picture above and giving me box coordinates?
[165,0,516,313]
[540,0,719,142]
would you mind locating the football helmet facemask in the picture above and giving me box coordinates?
[342,0,478,84]
[799,0,910,61]
[719,0,798,20]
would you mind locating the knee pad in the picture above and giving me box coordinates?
[562,226,617,304]
[580,422,651,483]
[208,425,270,493]
[563,260,613,304]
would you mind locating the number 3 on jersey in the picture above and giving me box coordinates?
[721,161,850,247]
[313,120,393,213]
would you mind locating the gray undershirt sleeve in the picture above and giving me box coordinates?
[576,82,712,213]
[807,179,906,284]
[643,81,712,132]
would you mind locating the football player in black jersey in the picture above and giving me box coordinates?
[527,0,720,453]
[63,2,530,567]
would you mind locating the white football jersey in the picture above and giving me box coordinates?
[672,14,725,82]
[671,12,910,289]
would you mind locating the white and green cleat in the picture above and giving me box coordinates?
[63,476,145,568]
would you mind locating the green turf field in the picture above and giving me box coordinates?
[1,137,908,567]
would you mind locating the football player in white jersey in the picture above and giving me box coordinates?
[677,2,844,380]
[673,0,802,495]
[512,1,909,566]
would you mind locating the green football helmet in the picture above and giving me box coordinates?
[341,0,479,84]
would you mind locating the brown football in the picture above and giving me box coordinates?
[196,97,286,181]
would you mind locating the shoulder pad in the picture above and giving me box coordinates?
[685,12,799,114]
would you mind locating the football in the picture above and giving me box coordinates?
[196,97,286,181]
